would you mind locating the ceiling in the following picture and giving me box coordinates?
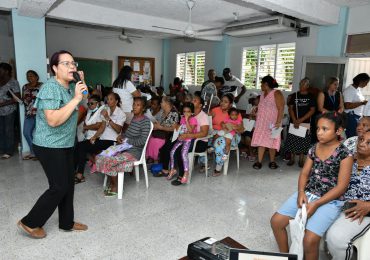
[1,0,370,41]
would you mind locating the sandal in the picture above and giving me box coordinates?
[104,191,117,197]
[171,177,182,186]
[287,159,295,166]
[252,162,262,170]
[269,162,279,169]
[166,169,177,180]
[212,170,222,177]
[153,170,169,178]
[1,154,11,159]
[74,175,85,184]
[23,155,32,160]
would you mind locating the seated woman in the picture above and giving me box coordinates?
[75,92,125,183]
[146,96,179,163]
[343,116,370,154]
[210,94,243,176]
[95,97,151,197]
[326,130,370,259]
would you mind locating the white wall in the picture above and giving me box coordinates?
[0,14,15,64]
[347,4,370,35]
[46,24,163,86]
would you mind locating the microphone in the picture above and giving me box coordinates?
[72,72,88,95]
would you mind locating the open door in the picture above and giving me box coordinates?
[301,56,348,91]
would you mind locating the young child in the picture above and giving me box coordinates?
[270,112,353,260]
[215,107,243,160]
[241,95,260,161]
[167,102,197,183]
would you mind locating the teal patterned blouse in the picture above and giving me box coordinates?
[33,77,77,148]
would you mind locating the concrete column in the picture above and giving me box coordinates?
[12,9,48,154]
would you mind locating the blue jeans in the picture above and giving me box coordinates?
[23,116,36,155]
[345,112,360,138]
[0,112,16,155]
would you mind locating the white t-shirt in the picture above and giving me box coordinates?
[221,76,244,97]
[343,85,366,116]
[113,80,137,113]
[83,106,104,140]
[99,106,126,141]
[195,110,210,142]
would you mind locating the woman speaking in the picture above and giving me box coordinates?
[18,50,88,238]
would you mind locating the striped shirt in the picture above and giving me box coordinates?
[125,115,151,159]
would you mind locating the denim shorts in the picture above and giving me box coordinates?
[277,191,344,237]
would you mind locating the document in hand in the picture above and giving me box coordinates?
[172,128,180,142]
[271,127,283,139]
[8,89,22,104]
[288,123,308,138]
[243,118,255,132]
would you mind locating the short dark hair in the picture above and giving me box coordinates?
[261,75,279,89]
[193,94,205,106]
[223,68,231,74]
[27,70,39,81]
[182,102,194,113]
[316,111,346,131]
[88,95,101,103]
[222,93,234,104]
[0,63,12,76]
[49,50,73,75]
[353,73,370,86]
[134,96,147,112]
[215,76,224,85]
[228,107,239,116]
[107,92,121,107]
[151,96,161,104]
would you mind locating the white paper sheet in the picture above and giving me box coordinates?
[271,127,283,139]
[8,89,22,104]
[133,61,140,71]
[243,118,255,132]
[123,60,130,67]
[288,123,308,138]
[172,128,180,142]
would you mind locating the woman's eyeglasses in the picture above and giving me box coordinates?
[58,61,78,68]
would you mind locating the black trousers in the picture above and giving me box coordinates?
[160,140,208,177]
[76,139,114,173]
[22,145,75,230]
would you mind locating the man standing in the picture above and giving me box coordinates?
[0,63,21,159]
[201,69,218,111]
[221,68,246,103]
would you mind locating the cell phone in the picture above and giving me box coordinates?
[72,72,88,95]
[342,201,356,212]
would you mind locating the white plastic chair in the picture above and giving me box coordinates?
[352,225,370,260]
[223,146,239,175]
[103,122,153,199]
[188,135,212,182]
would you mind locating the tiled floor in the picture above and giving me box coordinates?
[0,154,330,259]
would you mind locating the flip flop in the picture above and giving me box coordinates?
[104,191,117,197]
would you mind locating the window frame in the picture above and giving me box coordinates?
[241,42,296,91]
[176,51,206,87]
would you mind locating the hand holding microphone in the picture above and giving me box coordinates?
[73,72,88,101]
[73,72,88,95]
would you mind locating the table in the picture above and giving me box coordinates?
[179,237,247,260]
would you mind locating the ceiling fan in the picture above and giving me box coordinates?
[152,0,222,40]
[97,29,142,43]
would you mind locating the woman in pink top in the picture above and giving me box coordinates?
[211,94,244,176]
[167,102,197,182]
[251,76,285,170]
[215,107,242,160]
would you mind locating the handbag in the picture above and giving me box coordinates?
[295,92,311,132]
[289,204,307,260]
[151,129,169,139]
